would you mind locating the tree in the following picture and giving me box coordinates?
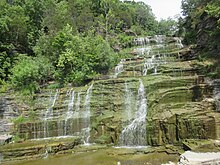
[10,55,54,95]
[0,1,29,80]
[157,18,178,36]
[100,0,119,41]
[43,0,76,35]
[54,24,114,85]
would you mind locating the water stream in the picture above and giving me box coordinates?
[124,81,133,121]
[119,79,147,146]
[43,89,59,138]
[82,84,93,144]
[64,90,75,136]
[213,80,220,112]
[114,59,125,77]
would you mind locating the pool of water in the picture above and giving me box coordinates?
[3,147,178,165]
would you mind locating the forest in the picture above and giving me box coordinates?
[0,0,219,95]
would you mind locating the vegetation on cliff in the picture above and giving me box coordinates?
[0,0,219,94]
[0,0,178,94]
[180,0,220,77]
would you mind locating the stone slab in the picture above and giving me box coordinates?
[179,151,220,165]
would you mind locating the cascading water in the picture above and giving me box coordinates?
[17,35,185,144]
[124,82,134,121]
[45,89,59,119]
[174,37,184,48]
[64,90,75,135]
[44,89,59,138]
[82,84,93,144]
[75,92,81,115]
[119,80,147,146]
[114,59,125,77]
[134,47,152,56]
[143,54,166,76]
[213,80,220,112]
[154,35,166,44]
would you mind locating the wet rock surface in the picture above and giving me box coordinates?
[1,35,220,163]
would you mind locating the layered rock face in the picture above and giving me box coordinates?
[1,35,219,147]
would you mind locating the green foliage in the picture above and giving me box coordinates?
[0,47,15,80]
[0,79,9,93]
[1,0,181,90]
[28,110,37,121]
[13,115,27,124]
[10,55,54,95]
[12,133,22,142]
[52,24,115,85]
[157,18,178,36]
[181,0,220,78]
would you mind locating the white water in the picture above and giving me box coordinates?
[76,92,81,113]
[119,79,147,146]
[44,89,59,138]
[45,89,59,119]
[174,37,184,48]
[124,82,133,121]
[64,90,75,135]
[143,55,159,76]
[115,59,125,77]
[154,35,165,44]
[134,37,146,46]
[43,147,49,159]
[134,47,151,56]
[31,135,76,141]
[82,84,93,144]
[213,80,220,112]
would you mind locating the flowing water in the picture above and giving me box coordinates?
[3,147,178,165]
[213,80,220,112]
[114,59,125,77]
[44,89,59,138]
[119,80,147,146]
[64,90,75,135]
[124,82,134,121]
[2,35,186,164]
[82,84,93,144]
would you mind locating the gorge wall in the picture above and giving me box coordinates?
[0,35,219,147]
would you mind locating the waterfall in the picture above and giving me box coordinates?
[134,37,145,46]
[75,92,81,116]
[82,84,93,144]
[64,90,75,135]
[134,47,151,56]
[119,79,147,146]
[143,55,158,76]
[124,82,133,121]
[67,90,75,118]
[154,35,165,44]
[43,89,59,138]
[174,37,184,48]
[45,89,59,119]
[115,59,125,77]
[43,147,49,159]
[213,80,220,112]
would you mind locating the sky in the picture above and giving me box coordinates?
[134,0,182,20]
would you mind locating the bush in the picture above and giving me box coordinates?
[10,55,54,95]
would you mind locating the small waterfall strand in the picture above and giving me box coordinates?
[119,79,147,146]
[82,84,93,144]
